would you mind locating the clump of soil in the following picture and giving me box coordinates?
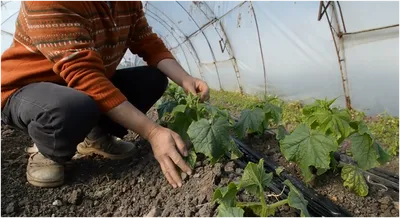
[244,133,399,217]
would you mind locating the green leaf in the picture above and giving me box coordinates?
[157,101,177,119]
[350,133,380,170]
[341,164,368,196]
[229,143,243,159]
[357,120,372,136]
[212,182,238,207]
[283,180,310,217]
[217,205,244,217]
[187,118,232,161]
[234,108,265,138]
[183,150,197,169]
[200,103,230,119]
[275,166,284,176]
[280,124,338,182]
[316,168,329,176]
[263,102,282,124]
[375,142,390,164]
[303,98,337,115]
[349,121,390,167]
[239,159,273,196]
[237,202,275,217]
[276,125,288,141]
[167,112,193,143]
[170,104,187,118]
[307,108,352,140]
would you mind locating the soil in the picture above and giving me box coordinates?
[1,108,399,217]
[243,133,400,217]
[1,117,295,217]
[2,124,212,217]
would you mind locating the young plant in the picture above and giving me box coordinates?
[212,159,310,217]
[234,101,283,139]
[156,82,186,121]
[279,98,390,196]
[157,84,242,164]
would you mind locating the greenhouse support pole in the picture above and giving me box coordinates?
[194,2,244,94]
[169,2,246,50]
[336,1,347,33]
[176,1,223,91]
[324,2,352,109]
[145,3,205,81]
[186,38,206,81]
[147,10,194,74]
[159,35,184,66]
[218,23,244,94]
[250,1,268,96]
[1,30,13,37]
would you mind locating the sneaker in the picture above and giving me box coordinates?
[26,152,64,188]
[77,135,138,160]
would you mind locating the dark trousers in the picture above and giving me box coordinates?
[1,66,168,163]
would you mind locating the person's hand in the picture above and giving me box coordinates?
[182,76,210,102]
[147,125,192,188]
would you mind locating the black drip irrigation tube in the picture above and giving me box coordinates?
[230,137,353,217]
[230,135,400,217]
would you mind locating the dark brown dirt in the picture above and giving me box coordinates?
[243,133,400,217]
[2,107,398,217]
[1,124,215,217]
[1,126,294,217]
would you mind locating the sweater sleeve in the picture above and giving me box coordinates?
[23,1,127,112]
[128,2,175,66]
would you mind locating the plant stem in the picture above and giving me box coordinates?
[259,191,269,217]
[268,199,289,209]
[196,110,200,121]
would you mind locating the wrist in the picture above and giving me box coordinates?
[178,74,193,87]
[145,123,162,142]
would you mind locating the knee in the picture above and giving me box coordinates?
[51,91,100,129]
[27,89,101,161]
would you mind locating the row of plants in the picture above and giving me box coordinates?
[229,95,391,197]
[278,98,391,196]
[156,83,309,216]
[156,82,392,216]
[210,90,399,156]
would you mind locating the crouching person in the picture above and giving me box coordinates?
[1,1,209,188]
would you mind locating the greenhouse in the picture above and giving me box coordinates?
[1,1,399,217]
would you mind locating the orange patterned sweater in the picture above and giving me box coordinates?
[1,1,175,112]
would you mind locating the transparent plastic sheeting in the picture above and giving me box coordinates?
[1,1,399,116]
[339,1,399,116]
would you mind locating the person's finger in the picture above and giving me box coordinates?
[171,131,188,157]
[185,83,197,96]
[197,81,210,102]
[201,86,210,102]
[164,157,184,187]
[160,160,177,188]
[168,147,192,175]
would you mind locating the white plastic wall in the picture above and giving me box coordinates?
[1,1,399,116]
[339,1,399,115]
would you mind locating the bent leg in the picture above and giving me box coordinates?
[2,82,100,187]
[2,82,101,163]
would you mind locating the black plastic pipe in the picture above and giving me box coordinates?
[231,137,353,217]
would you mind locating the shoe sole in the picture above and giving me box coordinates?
[26,172,64,188]
[77,143,136,160]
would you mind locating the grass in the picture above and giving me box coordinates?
[366,113,399,156]
[210,89,399,156]
[209,90,260,116]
